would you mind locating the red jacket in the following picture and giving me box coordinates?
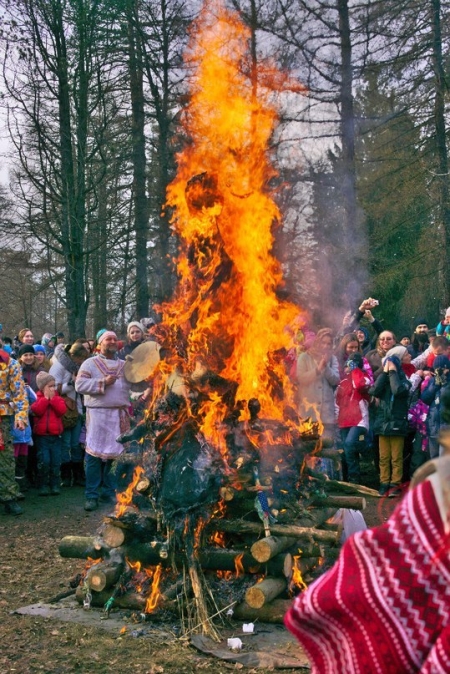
[335,368,371,429]
[31,392,67,436]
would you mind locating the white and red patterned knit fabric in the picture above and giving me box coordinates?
[285,479,450,673]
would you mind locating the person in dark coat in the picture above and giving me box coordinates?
[421,355,450,459]
[369,345,411,497]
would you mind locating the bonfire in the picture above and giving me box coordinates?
[59,0,372,640]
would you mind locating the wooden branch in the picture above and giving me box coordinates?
[59,535,108,560]
[101,524,126,549]
[232,598,292,624]
[75,586,146,610]
[211,519,338,543]
[250,535,294,563]
[87,560,124,592]
[245,577,287,609]
[309,495,366,510]
[306,469,380,497]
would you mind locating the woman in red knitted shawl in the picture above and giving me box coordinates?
[285,454,450,673]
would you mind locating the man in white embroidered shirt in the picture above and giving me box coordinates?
[75,331,131,511]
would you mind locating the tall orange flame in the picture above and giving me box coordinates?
[161,0,303,444]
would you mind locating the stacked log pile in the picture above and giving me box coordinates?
[59,412,370,629]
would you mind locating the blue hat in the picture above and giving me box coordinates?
[433,355,450,370]
[33,345,46,354]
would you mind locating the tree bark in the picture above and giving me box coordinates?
[251,536,294,563]
[127,0,149,317]
[245,577,287,609]
[232,598,292,624]
[211,519,339,543]
[87,561,124,592]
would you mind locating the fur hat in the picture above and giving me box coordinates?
[127,321,146,336]
[18,344,35,358]
[36,371,55,390]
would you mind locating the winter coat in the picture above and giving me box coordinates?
[421,379,450,438]
[49,344,83,414]
[335,368,371,430]
[118,339,146,360]
[20,363,46,392]
[296,352,340,427]
[31,392,66,436]
[435,322,450,340]
[365,348,385,381]
[369,369,411,437]
[11,385,37,444]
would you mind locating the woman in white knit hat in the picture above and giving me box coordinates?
[118,321,147,360]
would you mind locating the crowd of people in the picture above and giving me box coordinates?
[1,299,450,516]
[0,320,155,515]
[292,298,450,497]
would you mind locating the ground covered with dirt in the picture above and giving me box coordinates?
[0,465,397,674]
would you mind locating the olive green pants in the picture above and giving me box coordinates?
[379,435,404,485]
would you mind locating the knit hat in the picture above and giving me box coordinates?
[414,318,428,328]
[127,321,146,336]
[383,345,407,365]
[345,353,363,370]
[356,326,370,341]
[432,355,450,371]
[36,371,55,390]
[96,328,107,342]
[33,345,46,354]
[41,333,54,346]
[97,330,117,345]
[18,344,35,358]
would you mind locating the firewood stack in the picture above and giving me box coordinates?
[59,392,372,634]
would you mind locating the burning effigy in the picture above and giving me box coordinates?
[59,0,369,639]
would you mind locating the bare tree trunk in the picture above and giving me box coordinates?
[431,0,450,305]
[127,0,149,318]
[337,0,362,300]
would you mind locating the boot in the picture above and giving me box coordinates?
[15,455,29,496]
[4,500,23,515]
[50,468,61,495]
[37,466,51,496]
[72,462,85,487]
[60,462,72,487]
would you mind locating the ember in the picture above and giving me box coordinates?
[58,0,374,639]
